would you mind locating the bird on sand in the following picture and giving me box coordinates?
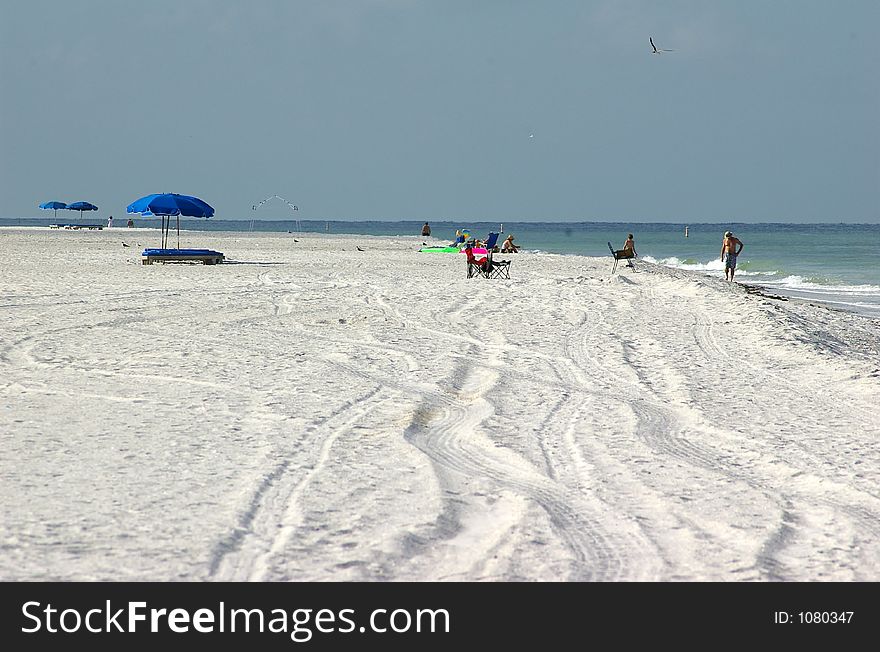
[356,246,365,251]
[650,37,674,54]
[121,242,130,248]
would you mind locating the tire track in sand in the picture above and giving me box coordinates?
[327,312,629,580]
[208,386,388,581]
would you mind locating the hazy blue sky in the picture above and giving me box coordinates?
[2,0,877,222]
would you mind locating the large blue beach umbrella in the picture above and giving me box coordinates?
[65,201,99,224]
[126,193,215,248]
[39,201,67,218]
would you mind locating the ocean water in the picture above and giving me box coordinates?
[4,218,879,318]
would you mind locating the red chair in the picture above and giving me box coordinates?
[464,246,489,278]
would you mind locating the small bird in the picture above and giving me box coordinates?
[356,246,365,252]
[650,37,674,54]
[121,242,130,248]
[294,239,299,243]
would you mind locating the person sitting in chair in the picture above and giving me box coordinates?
[501,234,519,253]
[621,233,636,267]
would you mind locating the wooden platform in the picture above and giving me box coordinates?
[141,248,225,265]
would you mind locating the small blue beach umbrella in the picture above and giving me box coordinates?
[126,193,215,248]
[39,201,67,218]
[65,201,99,224]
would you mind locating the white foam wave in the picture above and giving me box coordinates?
[642,255,721,270]
[762,276,880,294]
[648,255,880,299]
[644,255,769,277]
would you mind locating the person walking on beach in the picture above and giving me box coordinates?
[721,230,744,281]
[421,222,431,237]
[107,215,113,228]
[127,217,134,228]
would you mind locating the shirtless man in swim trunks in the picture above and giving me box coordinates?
[721,231,744,281]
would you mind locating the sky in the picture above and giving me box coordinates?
[1,0,877,223]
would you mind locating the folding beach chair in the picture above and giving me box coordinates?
[465,245,490,278]
[608,242,635,274]
[465,246,510,279]
[487,250,511,279]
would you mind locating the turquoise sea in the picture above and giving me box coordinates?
[4,218,879,319]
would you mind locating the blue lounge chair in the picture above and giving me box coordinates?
[55,223,103,230]
[142,248,225,265]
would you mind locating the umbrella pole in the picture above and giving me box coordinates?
[177,216,180,249]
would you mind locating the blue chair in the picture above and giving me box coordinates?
[483,232,500,250]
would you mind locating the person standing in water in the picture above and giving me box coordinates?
[721,230,744,282]
[421,222,431,237]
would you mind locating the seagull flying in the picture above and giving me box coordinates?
[650,37,674,54]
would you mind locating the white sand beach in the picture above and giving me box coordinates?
[1,226,878,582]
